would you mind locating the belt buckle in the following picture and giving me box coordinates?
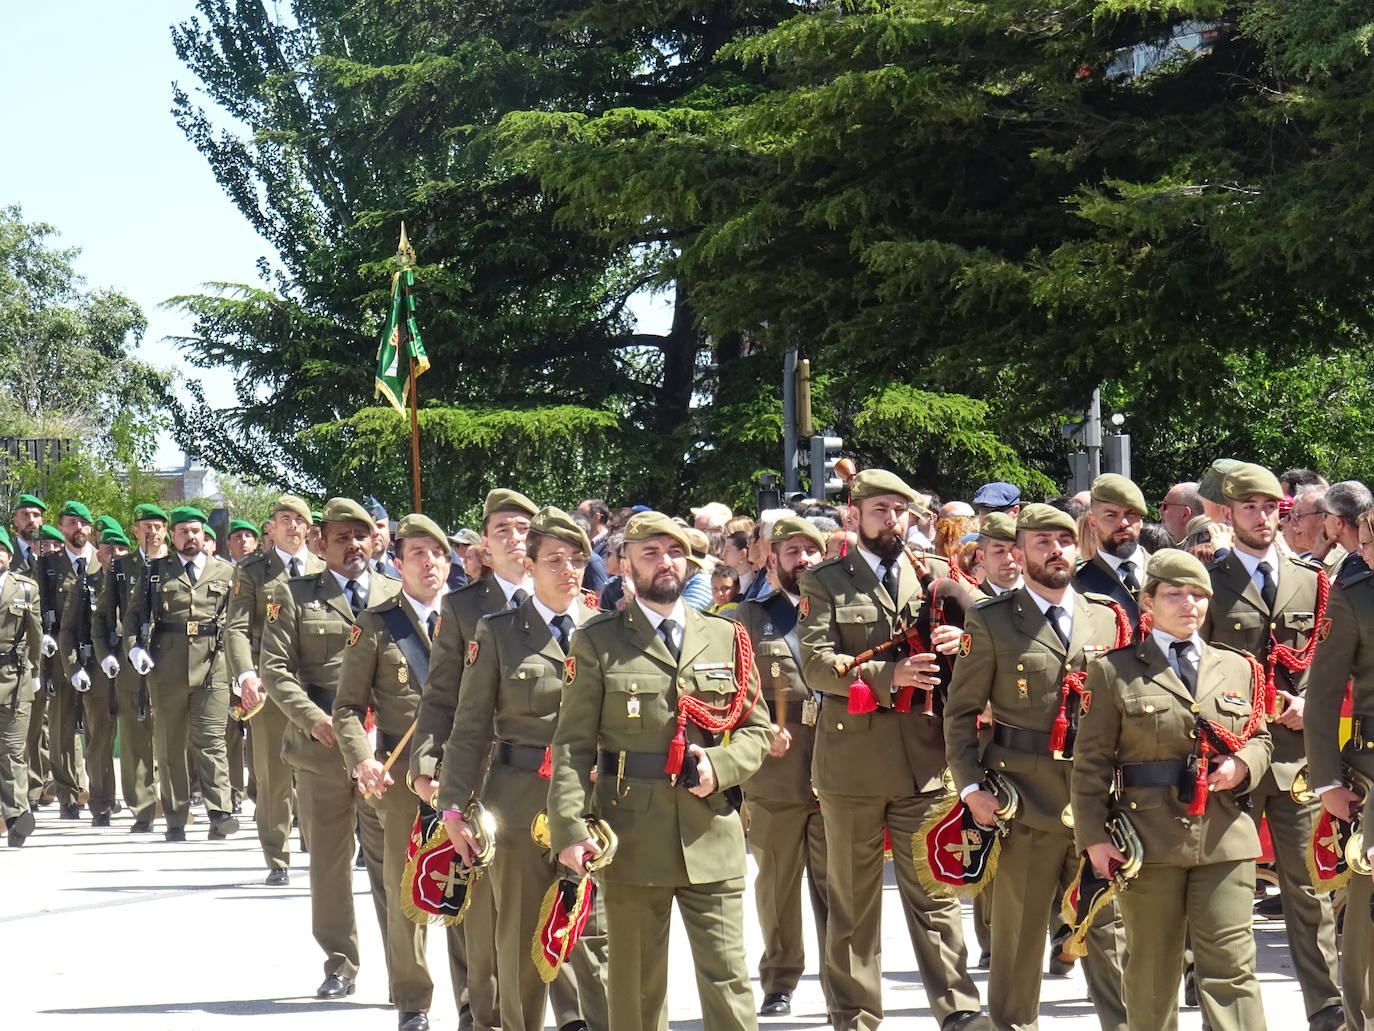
[186,621,200,637]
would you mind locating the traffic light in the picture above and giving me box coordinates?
[810,435,844,497]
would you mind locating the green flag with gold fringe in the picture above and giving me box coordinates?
[375,224,430,414]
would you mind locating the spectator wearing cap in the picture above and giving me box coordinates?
[691,501,733,532]
[1158,482,1202,543]
[1321,480,1374,584]
[445,528,479,591]
[1073,474,1151,629]
[681,527,716,611]
[972,482,1022,518]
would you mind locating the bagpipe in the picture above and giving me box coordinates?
[1303,766,1371,893]
[529,810,618,983]
[401,799,498,926]
[912,769,1020,899]
[1057,810,1145,957]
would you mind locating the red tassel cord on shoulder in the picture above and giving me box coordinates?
[664,621,760,778]
[1263,570,1329,718]
[1189,653,1267,815]
[1048,603,1133,754]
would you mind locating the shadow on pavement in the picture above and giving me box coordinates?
[44,998,392,1017]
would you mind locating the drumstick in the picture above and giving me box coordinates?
[362,718,417,799]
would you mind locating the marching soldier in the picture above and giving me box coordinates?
[729,515,831,1019]
[797,469,989,1031]
[413,487,539,1031]
[1073,549,1272,1031]
[548,511,772,1031]
[334,513,462,1031]
[59,525,129,826]
[258,497,393,1000]
[944,504,1128,1031]
[0,527,44,846]
[226,494,320,885]
[439,507,609,1031]
[1073,475,1151,630]
[1201,463,1343,1031]
[227,519,260,562]
[10,494,44,576]
[125,506,239,841]
[92,504,167,833]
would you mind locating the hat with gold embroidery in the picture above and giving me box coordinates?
[530,507,592,557]
[1197,458,1243,505]
[1144,548,1213,596]
[770,515,826,550]
[849,469,919,505]
[622,511,692,554]
[132,503,169,523]
[1221,462,1283,503]
[979,512,1017,543]
[1016,503,1077,537]
[272,494,312,522]
[320,497,373,526]
[395,513,450,552]
[483,488,538,521]
[1089,474,1146,515]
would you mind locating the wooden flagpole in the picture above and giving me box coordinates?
[409,354,422,513]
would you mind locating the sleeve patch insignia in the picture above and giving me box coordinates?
[958,633,972,657]
[564,656,576,684]
[799,596,809,620]
[466,640,479,666]
[1319,617,1332,642]
[265,602,281,623]
[1080,690,1092,716]
[348,624,362,647]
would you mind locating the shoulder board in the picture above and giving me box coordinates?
[580,607,621,631]
[972,591,1014,609]
[1285,554,1323,573]
[11,572,36,588]
[1103,641,1138,659]
[1204,554,1230,571]
[1082,591,1120,607]
[481,608,519,632]
[808,555,845,575]
[455,578,488,596]
[240,552,269,570]
[1209,640,1257,661]
[378,571,401,583]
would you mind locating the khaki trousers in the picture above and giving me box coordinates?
[24,682,49,804]
[79,675,117,814]
[0,697,31,823]
[49,677,87,806]
[747,794,830,1000]
[150,675,232,824]
[114,672,157,824]
[1343,874,1374,1029]
[250,699,294,870]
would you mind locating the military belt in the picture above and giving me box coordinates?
[991,721,1063,757]
[596,748,673,780]
[1119,760,1188,789]
[305,684,336,712]
[495,740,547,772]
[154,621,209,637]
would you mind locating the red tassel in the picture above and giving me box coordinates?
[538,747,552,780]
[664,716,687,777]
[1048,703,1069,753]
[363,708,376,733]
[1188,761,1209,815]
[893,685,914,713]
[848,678,880,713]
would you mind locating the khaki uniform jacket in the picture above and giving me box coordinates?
[333,592,436,773]
[0,571,42,706]
[1306,570,1374,787]
[414,575,514,783]
[1072,639,1273,867]
[730,593,816,804]
[93,552,146,664]
[1203,550,1322,790]
[797,549,945,796]
[944,588,1124,832]
[126,553,239,691]
[436,594,597,812]
[259,569,401,768]
[57,563,103,676]
[546,603,771,886]
[37,547,94,640]
[227,549,326,679]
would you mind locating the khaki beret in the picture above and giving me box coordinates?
[395,513,450,551]
[273,494,313,522]
[683,527,710,557]
[320,497,373,527]
[1144,548,1213,596]
[1089,474,1146,515]
[449,528,480,547]
[483,488,538,521]
[1016,503,1078,537]
[1197,458,1242,504]
[770,515,826,550]
[529,506,592,557]
[622,511,692,554]
[979,512,1017,542]
[1184,515,1215,539]
[849,469,918,504]
[1221,462,1283,502]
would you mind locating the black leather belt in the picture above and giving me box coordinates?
[495,740,547,772]
[992,722,1053,754]
[1119,760,1187,788]
[378,729,409,755]
[305,684,336,712]
[154,621,212,637]
[597,748,672,780]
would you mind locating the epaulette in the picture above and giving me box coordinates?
[483,607,519,626]
[1286,554,1323,573]
[581,607,620,630]
[971,591,1015,609]
[239,552,269,571]
[11,571,36,588]
[808,554,845,574]
[1210,639,1259,662]
[1082,591,1120,608]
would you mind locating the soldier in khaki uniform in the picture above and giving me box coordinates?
[729,515,831,1019]
[798,469,988,1031]
[440,507,609,1031]
[226,494,320,885]
[126,506,240,841]
[259,497,394,1000]
[0,527,45,846]
[1073,549,1272,1031]
[548,511,772,1031]
[1073,475,1152,631]
[13,496,49,809]
[944,504,1128,1031]
[413,487,538,1031]
[92,504,167,832]
[335,513,463,1031]
[1200,463,1343,1031]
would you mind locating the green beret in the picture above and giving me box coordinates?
[1089,474,1146,515]
[272,494,312,522]
[320,497,373,526]
[13,493,45,513]
[622,511,692,554]
[228,519,259,536]
[132,503,169,523]
[770,515,826,550]
[169,505,208,527]
[203,524,217,541]
[0,528,12,554]
[483,488,538,521]
[310,510,323,524]
[100,529,131,548]
[1197,458,1242,505]
[395,513,450,552]
[39,525,65,543]
[94,515,123,536]
[979,512,1017,543]
[849,469,918,505]
[529,506,592,557]
[1221,462,1283,503]
[1016,503,1078,537]
[449,528,480,547]
[1144,547,1213,596]
[59,500,94,524]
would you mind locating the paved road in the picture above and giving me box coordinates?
[6,794,1317,1029]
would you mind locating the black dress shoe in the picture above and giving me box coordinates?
[398,1013,429,1031]
[942,1013,993,1031]
[165,826,187,842]
[6,811,34,847]
[92,812,111,828]
[316,973,355,999]
[1309,1004,1348,1031]
[1183,964,1199,1007]
[759,992,791,1016]
[559,1022,589,1031]
[129,820,153,833]
[265,868,290,886]
[977,950,991,969]
[1255,893,1285,918]
[207,811,239,839]
[59,802,81,820]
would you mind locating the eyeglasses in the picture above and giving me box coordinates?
[538,555,588,572]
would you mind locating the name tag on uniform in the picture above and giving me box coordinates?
[705,669,733,680]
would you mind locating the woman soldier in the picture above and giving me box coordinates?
[440,507,608,1031]
[1071,549,1272,1031]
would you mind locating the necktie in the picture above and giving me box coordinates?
[346,579,365,613]
[551,613,573,653]
[510,587,529,609]
[658,619,681,662]
[1256,560,1277,611]
[288,557,301,578]
[1044,604,1070,648]
[1118,560,1140,593]
[184,560,198,586]
[878,561,899,600]
[1171,640,1198,695]
[426,611,438,639]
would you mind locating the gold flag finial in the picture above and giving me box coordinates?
[396,222,417,267]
